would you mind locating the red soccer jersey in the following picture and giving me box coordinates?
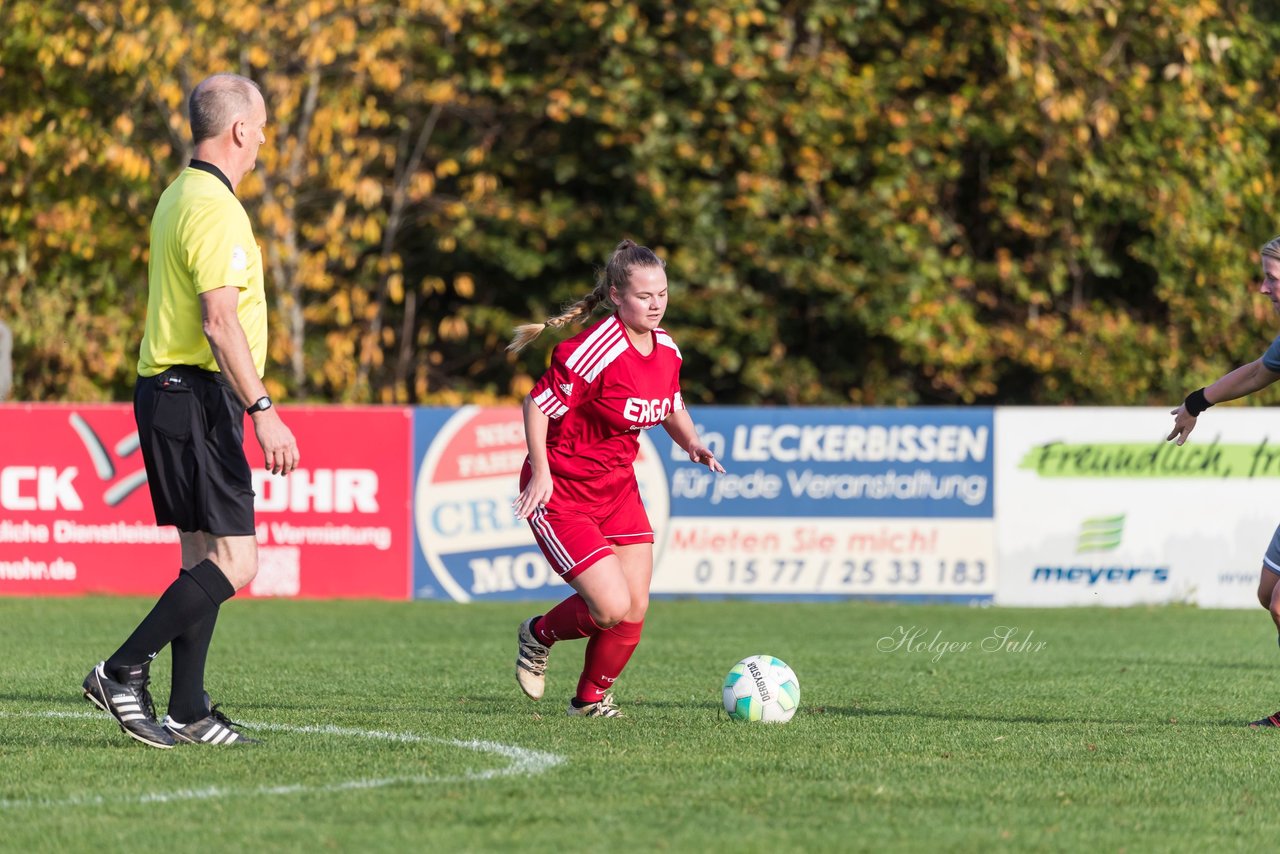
[529,313,685,481]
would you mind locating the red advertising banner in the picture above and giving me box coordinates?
[0,404,412,599]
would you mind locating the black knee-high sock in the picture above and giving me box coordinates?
[106,560,235,670]
[168,609,219,722]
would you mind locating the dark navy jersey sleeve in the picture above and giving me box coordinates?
[1263,334,1280,372]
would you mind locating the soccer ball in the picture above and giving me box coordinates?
[722,655,800,723]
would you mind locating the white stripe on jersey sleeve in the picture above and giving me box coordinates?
[532,387,568,420]
[567,326,625,380]
[582,339,628,382]
[564,316,621,373]
[655,329,682,359]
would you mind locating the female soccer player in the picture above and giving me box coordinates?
[507,239,724,717]
[1169,234,1280,727]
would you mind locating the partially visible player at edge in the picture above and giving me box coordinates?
[1168,234,1280,728]
[81,73,299,748]
[508,239,725,717]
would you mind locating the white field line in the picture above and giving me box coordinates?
[0,710,565,810]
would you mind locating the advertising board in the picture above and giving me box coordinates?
[0,404,412,599]
[646,407,997,601]
[995,407,1278,607]
[411,406,996,602]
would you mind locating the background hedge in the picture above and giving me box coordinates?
[3,0,1278,406]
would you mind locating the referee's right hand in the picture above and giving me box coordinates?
[252,409,300,475]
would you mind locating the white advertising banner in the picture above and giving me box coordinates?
[653,517,995,598]
[646,407,996,602]
[995,407,1280,608]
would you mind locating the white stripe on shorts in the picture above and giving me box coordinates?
[561,546,612,576]
[531,507,574,571]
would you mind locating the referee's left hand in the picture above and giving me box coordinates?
[252,409,300,475]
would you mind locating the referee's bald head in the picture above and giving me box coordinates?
[189,74,262,144]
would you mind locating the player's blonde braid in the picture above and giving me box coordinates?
[506,239,664,353]
[506,280,610,354]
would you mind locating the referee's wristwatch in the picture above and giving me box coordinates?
[246,395,273,414]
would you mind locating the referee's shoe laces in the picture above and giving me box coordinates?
[82,661,175,749]
[163,704,259,746]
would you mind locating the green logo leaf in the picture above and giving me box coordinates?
[1077,514,1124,553]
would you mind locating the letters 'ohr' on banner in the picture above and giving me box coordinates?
[0,404,412,599]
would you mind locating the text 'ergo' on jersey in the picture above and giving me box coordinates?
[529,314,684,481]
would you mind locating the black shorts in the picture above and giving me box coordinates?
[134,366,255,536]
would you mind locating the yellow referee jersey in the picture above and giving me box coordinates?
[137,165,267,378]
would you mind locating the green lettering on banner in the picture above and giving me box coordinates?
[1017,436,1280,478]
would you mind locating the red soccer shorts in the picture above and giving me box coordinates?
[519,461,654,581]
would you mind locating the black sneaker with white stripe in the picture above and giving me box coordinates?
[82,661,175,749]
[163,704,259,746]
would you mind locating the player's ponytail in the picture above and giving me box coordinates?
[506,239,665,353]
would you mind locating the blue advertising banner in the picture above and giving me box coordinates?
[412,405,995,602]
[646,407,994,518]
[411,406,669,602]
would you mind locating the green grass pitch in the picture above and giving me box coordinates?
[2,597,1279,852]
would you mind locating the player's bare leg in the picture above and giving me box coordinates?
[570,554,631,628]
[1260,566,1280,634]
[613,543,653,625]
[1249,565,1280,728]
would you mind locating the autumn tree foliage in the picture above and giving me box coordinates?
[2,0,1278,406]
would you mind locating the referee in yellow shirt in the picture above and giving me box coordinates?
[82,73,299,748]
